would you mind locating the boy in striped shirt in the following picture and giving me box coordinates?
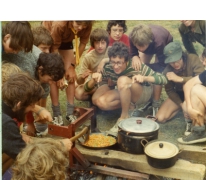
[84,42,168,135]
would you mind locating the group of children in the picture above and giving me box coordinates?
[1,20,206,179]
[74,20,206,145]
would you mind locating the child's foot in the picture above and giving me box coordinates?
[184,122,192,136]
[178,125,206,144]
[152,99,161,116]
[36,128,48,137]
[106,118,124,137]
[52,115,64,126]
[66,114,77,124]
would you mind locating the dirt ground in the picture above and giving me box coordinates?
[47,84,206,151]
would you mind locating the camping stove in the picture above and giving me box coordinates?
[48,106,149,180]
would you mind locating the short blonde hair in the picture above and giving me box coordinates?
[2,62,22,85]
[130,24,153,46]
[12,138,69,180]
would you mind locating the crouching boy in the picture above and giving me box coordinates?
[85,42,168,136]
[178,70,206,144]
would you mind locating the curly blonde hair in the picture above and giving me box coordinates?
[2,61,22,85]
[11,138,69,180]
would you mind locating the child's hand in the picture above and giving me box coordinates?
[56,78,64,89]
[132,74,145,83]
[57,77,68,90]
[35,108,53,123]
[81,69,92,79]
[132,56,142,71]
[60,139,73,151]
[187,107,204,126]
[21,133,33,144]
[25,123,36,137]
[66,66,77,83]
[92,72,102,83]
[166,72,183,83]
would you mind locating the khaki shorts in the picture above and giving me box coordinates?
[134,85,153,106]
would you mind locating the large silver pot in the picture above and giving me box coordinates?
[117,117,159,154]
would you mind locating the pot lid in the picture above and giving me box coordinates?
[144,141,179,159]
[118,117,159,133]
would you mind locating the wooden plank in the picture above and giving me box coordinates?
[77,144,206,180]
[178,144,206,164]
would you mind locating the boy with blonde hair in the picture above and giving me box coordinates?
[129,24,173,116]
[11,138,69,180]
[2,62,22,85]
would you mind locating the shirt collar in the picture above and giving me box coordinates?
[184,21,203,35]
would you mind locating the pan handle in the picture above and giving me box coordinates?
[146,115,157,121]
[70,126,89,142]
[141,139,148,147]
[178,148,184,154]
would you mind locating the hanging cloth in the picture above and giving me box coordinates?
[71,27,80,65]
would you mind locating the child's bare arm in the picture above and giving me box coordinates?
[97,58,109,73]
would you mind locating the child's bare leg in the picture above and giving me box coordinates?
[156,98,180,123]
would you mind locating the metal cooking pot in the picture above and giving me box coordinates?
[117,117,159,154]
[141,140,182,169]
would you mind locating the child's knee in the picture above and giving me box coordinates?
[93,96,107,109]
[156,114,167,123]
[75,88,84,100]
[117,77,130,90]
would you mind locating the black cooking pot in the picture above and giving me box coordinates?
[142,140,181,169]
[117,117,159,154]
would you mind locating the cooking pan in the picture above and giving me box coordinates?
[78,132,117,149]
[141,139,182,169]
